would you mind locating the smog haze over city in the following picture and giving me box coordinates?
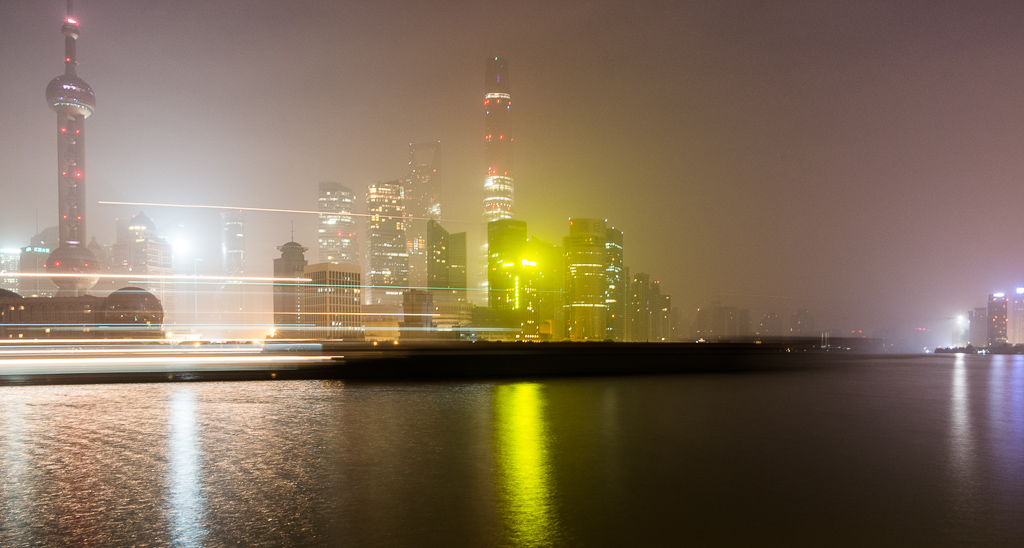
[11,2,1024,546]
[3,0,1024,343]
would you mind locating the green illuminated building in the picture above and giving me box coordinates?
[487,220,563,340]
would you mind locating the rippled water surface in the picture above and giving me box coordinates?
[2,354,1024,546]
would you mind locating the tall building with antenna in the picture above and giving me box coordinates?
[44,0,99,296]
[483,58,514,223]
[1,1,164,338]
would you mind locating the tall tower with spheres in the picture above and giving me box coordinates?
[44,0,100,296]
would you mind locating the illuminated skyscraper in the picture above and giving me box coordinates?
[221,210,244,276]
[650,280,672,342]
[604,227,624,341]
[406,142,441,287]
[366,181,408,306]
[483,58,514,223]
[44,0,99,295]
[217,210,245,330]
[1008,288,1024,344]
[627,273,651,342]
[487,220,562,340]
[988,292,1008,346]
[564,218,607,341]
[299,263,362,339]
[0,249,19,294]
[318,182,358,265]
[488,219,528,314]
[427,220,468,302]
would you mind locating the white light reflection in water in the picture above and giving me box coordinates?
[167,389,206,547]
[949,353,978,507]
[493,383,555,547]
[988,354,1008,440]
[0,390,35,544]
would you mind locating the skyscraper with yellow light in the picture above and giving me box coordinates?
[564,219,607,341]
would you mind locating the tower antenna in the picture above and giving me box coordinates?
[290,222,295,241]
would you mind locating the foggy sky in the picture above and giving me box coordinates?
[3,0,1024,338]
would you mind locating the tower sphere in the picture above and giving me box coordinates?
[45,244,100,292]
[46,74,95,117]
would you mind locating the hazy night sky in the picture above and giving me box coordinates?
[3,0,1024,338]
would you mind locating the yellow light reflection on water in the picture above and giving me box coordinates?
[493,383,554,546]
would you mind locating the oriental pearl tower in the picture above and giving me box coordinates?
[44,0,99,295]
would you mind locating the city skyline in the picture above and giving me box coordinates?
[4,1,1024,340]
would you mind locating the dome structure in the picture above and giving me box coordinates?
[103,287,164,326]
[277,241,309,259]
[0,288,21,300]
[46,74,95,118]
[45,244,99,292]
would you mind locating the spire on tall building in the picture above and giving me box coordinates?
[44,0,99,295]
[483,57,513,223]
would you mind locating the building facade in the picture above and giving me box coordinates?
[365,181,408,306]
[405,142,441,288]
[317,182,358,265]
[221,210,244,276]
[988,293,1009,346]
[604,227,624,341]
[299,263,362,340]
[564,219,607,341]
[969,307,987,347]
[1008,289,1024,345]
[272,241,308,335]
[627,272,651,342]
[1,249,19,294]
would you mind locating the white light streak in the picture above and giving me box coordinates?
[99,201,476,224]
[6,272,312,282]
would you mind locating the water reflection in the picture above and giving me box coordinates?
[0,390,36,546]
[949,353,977,501]
[989,356,1024,504]
[493,383,555,546]
[166,388,206,547]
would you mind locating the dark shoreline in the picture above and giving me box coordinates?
[0,339,940,386]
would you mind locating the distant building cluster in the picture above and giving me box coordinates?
[266,59,688,342]
[3,7,697,343]
[0,6,167,339]
[690,305,818,342]
[947,290,1024,351]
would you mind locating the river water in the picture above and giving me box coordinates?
[1,353,1023,546]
